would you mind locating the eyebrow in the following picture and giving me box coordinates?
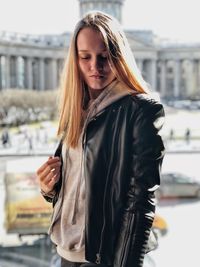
[78,49,107,52]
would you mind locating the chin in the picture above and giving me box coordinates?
[88,83,107,90]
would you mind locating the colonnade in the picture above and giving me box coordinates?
[1,52,200,99]
[0,55,64,90]
[136,58,200,99]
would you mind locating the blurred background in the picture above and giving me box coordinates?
[0,0,200,266]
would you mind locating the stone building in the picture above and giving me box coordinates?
[0,32,69,90]
[0,0,200,99]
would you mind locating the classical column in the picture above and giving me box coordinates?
[25,57,33,89]
[5,56,10,88]
[49,59,58,89]
[160,60,166,98]
[0,56,2,90]
[174,59,181,98]
[193,59,200,95]
[16,57,21,88]
[57,59,64,82]
[10,56,18,88]
[39,58,45,90]
[198,60,200,94]
[150,59,157,91]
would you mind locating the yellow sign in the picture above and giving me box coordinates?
[5,172,52,234]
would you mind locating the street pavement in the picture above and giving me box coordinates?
[1,107,200,156]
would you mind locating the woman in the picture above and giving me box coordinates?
[37,11,165,267]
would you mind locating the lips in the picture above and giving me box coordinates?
[90,74,104,79]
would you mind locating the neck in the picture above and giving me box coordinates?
[88,79,117,100]
[88,88,105,100]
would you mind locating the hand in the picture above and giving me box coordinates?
[36,156,61,194]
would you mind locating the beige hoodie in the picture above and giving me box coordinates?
[50,79,135,262]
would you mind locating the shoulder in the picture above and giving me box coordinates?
[124,93,165,130]
[132,93,164,111]
[118,93,164,116]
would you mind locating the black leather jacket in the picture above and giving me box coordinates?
[47,94,165,267]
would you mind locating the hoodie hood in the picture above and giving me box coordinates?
[86,79,136,121]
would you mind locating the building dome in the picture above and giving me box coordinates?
[78,0,125,23]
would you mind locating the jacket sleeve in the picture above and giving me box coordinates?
[113,99,165,267]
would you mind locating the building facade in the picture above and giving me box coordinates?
[0,32,69,90]
[0,0,200,99]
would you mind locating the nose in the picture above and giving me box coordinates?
[90,56,103,71]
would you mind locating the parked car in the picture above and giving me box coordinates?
[156,172,200,199]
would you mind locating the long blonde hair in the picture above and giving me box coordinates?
[57,11,148,148]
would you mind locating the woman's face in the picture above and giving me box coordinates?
[77,27,116,91]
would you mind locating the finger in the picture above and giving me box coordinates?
[50,161,62,170]
[43,171,56,186]
[37,161,49,175]
[39,170,60,193]
[44,159,61,173]
[39,162,61,181]
[44,173,60,191]
[52,166,61,175]
[48,172,60,186]
[46,169,60,183]
[47,178,57,190]
[37,157,61,175]
[47,157,61,164]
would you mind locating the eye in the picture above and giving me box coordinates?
[78,53,91,60]
[99,55,108,60]
[80,56,90,60]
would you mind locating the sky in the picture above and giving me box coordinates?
[0,0,199,43]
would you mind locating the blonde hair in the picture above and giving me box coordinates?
[57,11,148,148]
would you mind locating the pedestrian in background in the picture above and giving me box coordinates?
[1,128,10,148]
[185,127,191,144]
[36,11,165,267]
[169,128,174,141]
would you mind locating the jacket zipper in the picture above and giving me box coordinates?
[119,212,133,266]
[95,173,108,264]
[82,115,107,264]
